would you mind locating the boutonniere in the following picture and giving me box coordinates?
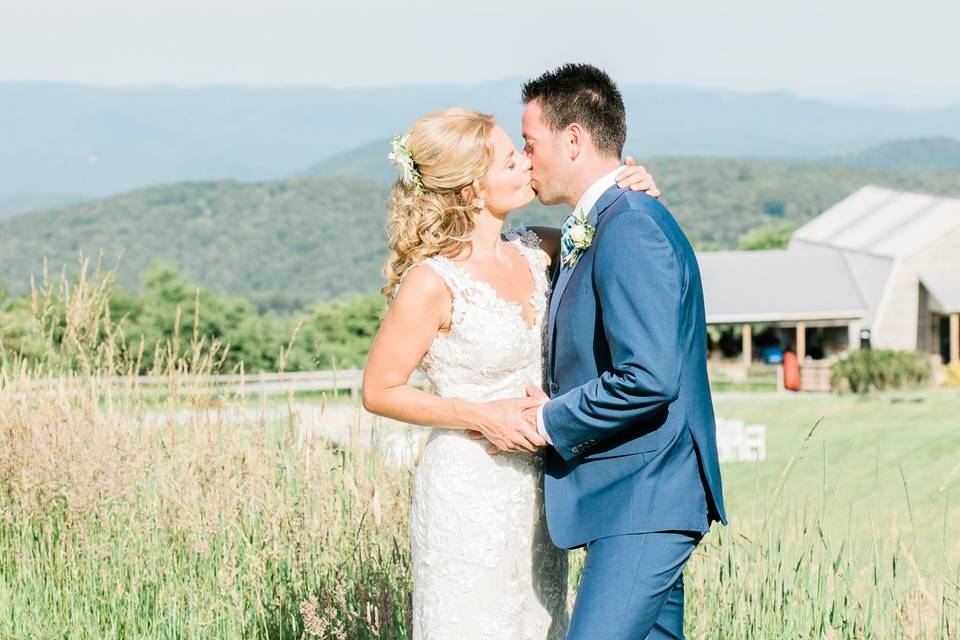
[564,210,595,267]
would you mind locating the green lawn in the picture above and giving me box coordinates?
[713,389,960,569]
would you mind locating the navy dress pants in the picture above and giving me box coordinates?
[567,530,702,639]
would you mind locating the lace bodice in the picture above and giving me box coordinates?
[417,228,550,403]
[406,228,569,640]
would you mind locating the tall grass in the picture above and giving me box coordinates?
[1,266,957,638]
[682,425,960,639]
[1,265,412,639]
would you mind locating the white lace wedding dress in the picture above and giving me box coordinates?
[408,228,569,640]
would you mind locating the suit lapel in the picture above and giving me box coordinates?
[546,185,627,374]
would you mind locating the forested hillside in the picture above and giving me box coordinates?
[3,157,959,303]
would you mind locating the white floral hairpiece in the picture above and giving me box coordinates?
[388,134,424,193]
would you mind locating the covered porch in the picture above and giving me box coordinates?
[698,249,867,391]
[709,317,863,365]
[707,316,863,392]
[923,271,960,365]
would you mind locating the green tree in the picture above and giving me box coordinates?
[121,263,286,372]
[737,220,797,251]
[0,300,46,364]
[304,295,384,369]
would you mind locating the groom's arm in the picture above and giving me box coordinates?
[541,205,683,462]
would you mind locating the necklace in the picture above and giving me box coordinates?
[501,241,515,269]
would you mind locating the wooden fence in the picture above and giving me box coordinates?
[9,369,428,400]
[798,360,832,393]
[10,362,834,397]
[707,362,784,392]
[707,360,834,393]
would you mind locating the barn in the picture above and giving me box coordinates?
[697,186,960,370]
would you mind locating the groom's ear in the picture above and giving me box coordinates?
[567,123,585,161]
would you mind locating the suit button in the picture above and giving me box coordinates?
[550,382,559,393]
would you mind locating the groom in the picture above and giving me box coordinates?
[514,64,727,639]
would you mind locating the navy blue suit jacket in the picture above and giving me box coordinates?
[542,186,727,549]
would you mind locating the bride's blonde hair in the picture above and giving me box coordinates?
[381,107,496,299]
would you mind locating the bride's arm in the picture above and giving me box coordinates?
[525,157,661,267]
[362,265,470,427]
[361,264,544,451]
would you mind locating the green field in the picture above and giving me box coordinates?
[2,379,957,639]
[715,390,960,568]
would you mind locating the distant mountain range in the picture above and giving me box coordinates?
[305,136,960,181]
[4,81,960,215]
[301,139,399,182]
[0,193,84,219]
[821,136,960,172]
[4,151,959,303]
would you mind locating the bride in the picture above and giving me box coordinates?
[361,107,658,639]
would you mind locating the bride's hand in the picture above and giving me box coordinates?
[466,397,546,454]
[615,157,661,198]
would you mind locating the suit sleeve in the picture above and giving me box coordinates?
[542,208,683,461]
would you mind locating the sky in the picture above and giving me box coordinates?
[2,0,958,109]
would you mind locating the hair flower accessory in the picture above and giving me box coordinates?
[388,134,423,192]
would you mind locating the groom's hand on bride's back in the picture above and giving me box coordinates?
[465,396,546,454]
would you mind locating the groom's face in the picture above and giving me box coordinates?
[522,100,568,206]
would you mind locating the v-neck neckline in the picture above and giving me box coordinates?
[435,239,540,331]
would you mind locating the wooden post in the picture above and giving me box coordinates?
[847,320,862,352]
[951,313,960,364]
[796,323,807,361]
[742,324,753,366]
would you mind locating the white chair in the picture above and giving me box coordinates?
[715,418,766,462]
[742,424,766,461]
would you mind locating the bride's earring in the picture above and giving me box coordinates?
[474,197,485,211]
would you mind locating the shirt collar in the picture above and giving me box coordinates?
[573,166,623,216]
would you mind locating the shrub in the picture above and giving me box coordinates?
[736,220,796,250]
[942,362,960,387]
[830,349,932,394]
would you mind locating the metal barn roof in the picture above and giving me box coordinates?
[790,186,960,259]
[697,250,866,324]
[922,271,960,314]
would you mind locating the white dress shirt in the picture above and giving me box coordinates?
[536,166,624,445]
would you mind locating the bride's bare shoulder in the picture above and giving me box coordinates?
[392,261,452,308]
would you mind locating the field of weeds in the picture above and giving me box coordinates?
[1,268,958,639]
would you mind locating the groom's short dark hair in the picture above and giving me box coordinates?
[522,63,626,158]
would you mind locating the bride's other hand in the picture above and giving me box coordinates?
[616,156,661,198]
[470,396,546,454]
